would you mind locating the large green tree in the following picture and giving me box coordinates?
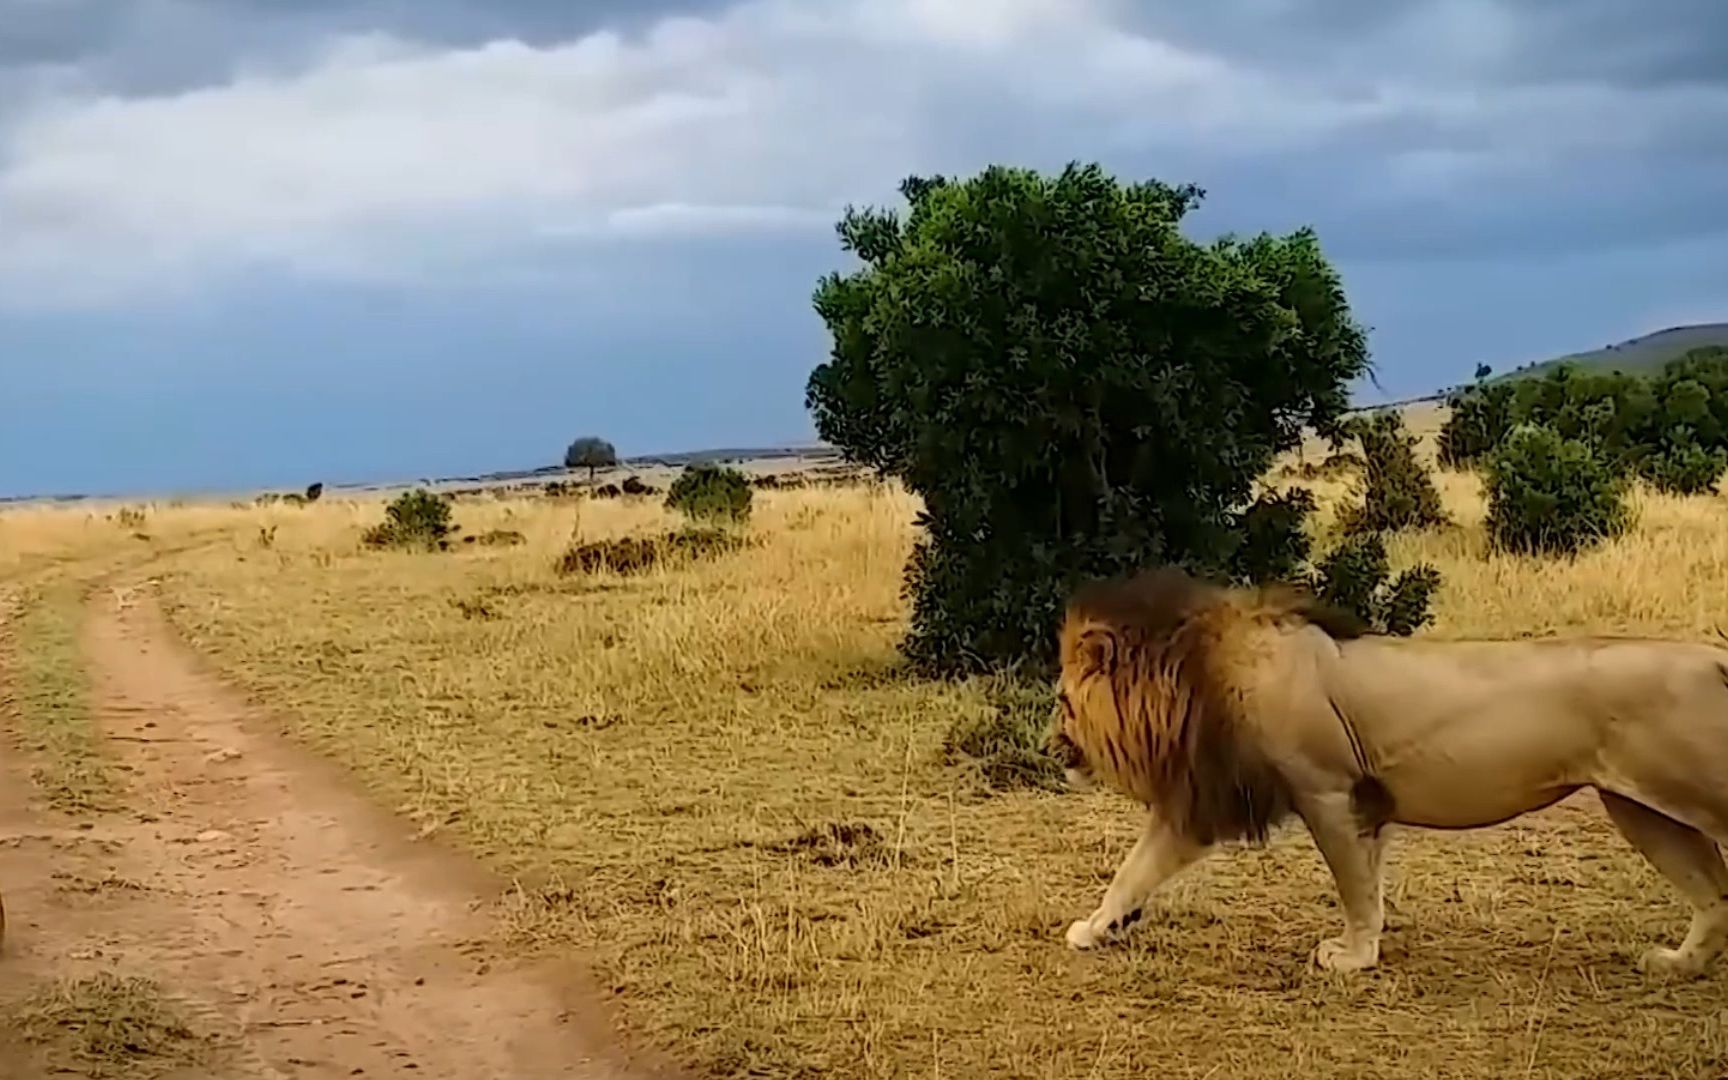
[807,163,1371,675]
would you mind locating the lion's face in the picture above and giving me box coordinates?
[1047,621,1123,793]
[1045,688,1095,791]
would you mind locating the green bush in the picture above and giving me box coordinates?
[1640,439,1728,495]
[1308,533,1440,637]
[1483,423,1630,556]
[1336,411,1448,535]
[807,163,1367,675]
[361,489,456,551]
[665,464,753,523]
[1437,380,1515,468]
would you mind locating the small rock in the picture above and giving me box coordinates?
[205,747,242,764]
[195,829,232,844]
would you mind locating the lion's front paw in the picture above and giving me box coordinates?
[1065,919,1104,951]
[1312,935,1380,973]
[1638,946,1709,979]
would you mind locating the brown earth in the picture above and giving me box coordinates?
[0,583,685,1079]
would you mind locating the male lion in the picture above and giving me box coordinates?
[1050,566,1728,976]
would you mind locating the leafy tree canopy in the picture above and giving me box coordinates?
[807,162,1373,674]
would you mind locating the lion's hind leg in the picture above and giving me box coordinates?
[1599,790,1728,978]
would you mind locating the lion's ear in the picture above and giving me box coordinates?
[1075,628,1118,677]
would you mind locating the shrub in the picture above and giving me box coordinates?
[665,464,753,524]
[941,673,1065,792]
[361,489,456,551]
[1483,423,1630,556]
[1336,411,1447,535]
[620,476,653,497]
[807,163,1367,675]
[1438,377,1516,469]
[564,436,617,480]
[1640,439,1728,496]
[1308,533,1440,637]
[1230,487,1317,584]
[554,527,742,576]
[304,481,324,503]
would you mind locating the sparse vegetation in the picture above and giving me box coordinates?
[11,971,212,1078]
[9,580,117,814]
[131,469,1728,1078]
[941,673,1064,792]
[3,431,1728,1077]
[664,463,753,524]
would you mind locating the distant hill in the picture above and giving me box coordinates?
[1490,323,1728,384]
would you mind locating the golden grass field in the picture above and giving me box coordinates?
[8,412,1728,1077]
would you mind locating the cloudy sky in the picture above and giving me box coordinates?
[3,0,1726,496]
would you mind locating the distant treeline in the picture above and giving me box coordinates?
[1438,345,1728,495]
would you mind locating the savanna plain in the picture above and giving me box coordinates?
[3,406,1728,1079]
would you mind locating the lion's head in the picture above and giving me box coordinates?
[1047,566,1367,846]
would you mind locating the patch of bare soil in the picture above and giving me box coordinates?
[1,585,686,1079]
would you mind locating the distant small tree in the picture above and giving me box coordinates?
[1473,362,1492,381]
[304,481,324,504]
[564,436,618,481]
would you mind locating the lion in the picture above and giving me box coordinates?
[1049,565,1728,976]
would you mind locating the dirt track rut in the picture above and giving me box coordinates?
[0,585,681,1079]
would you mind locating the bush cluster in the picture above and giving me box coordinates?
[1437,347,1728,553]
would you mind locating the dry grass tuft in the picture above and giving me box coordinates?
[10,971,212,1078]
[756,820,900,869]
[940,674,1065,793]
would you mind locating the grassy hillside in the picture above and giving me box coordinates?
[1492,322,1728,383]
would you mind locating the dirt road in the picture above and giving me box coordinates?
[0,584,681,1079]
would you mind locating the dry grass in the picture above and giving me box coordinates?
[10,423,1728,1076]
[7,578,120,815]
[6,970,216,1078]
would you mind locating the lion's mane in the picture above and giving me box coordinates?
[1059,567,1368,847]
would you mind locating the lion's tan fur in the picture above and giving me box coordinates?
[1055,564,1728,975]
